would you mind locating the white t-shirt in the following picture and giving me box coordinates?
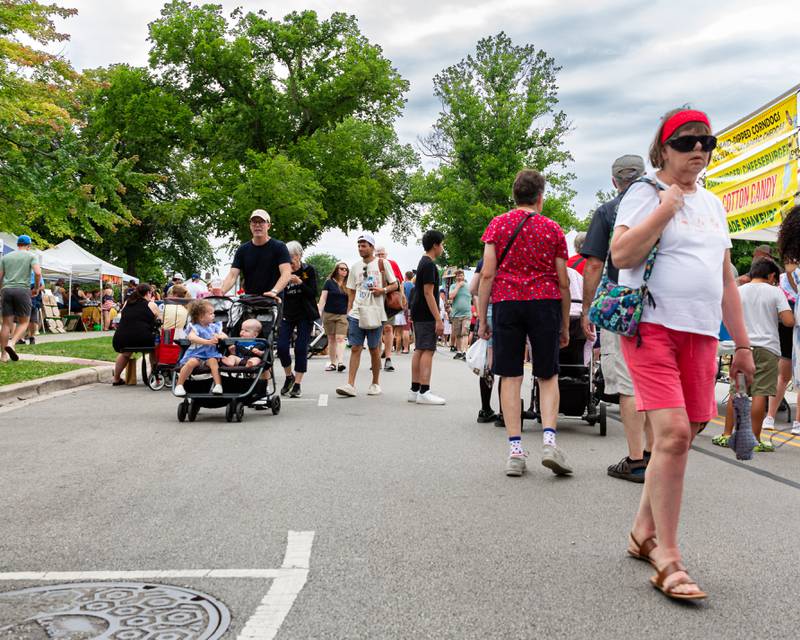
[185,280,208,299]
[615,176,732,337]
[738,282,790,356]
[346,257,397,321]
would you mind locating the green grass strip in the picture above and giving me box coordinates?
[0,361,84,386]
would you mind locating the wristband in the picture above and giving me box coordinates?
[269,289,278,295]
[735,346,752,352]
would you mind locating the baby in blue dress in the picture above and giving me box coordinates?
[174,300,227,396]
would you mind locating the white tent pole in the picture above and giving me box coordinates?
[68,272,72,314]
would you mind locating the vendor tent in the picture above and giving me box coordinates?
[41,239,124,281]
[0,232,72,278]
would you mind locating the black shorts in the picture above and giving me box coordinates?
[779,322,793,359]
[492,299,561,378]
[413,321,437,351]
[1,287,32,319]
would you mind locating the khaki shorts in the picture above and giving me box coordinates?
[730,346,778,397]
[322,312,348,337]
[451,315,469,338]
[600,329,634,396]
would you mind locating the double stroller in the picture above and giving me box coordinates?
[173,295,281,423]
[530,313,608,436]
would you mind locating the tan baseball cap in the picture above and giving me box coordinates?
[612,155,645,182]
[249,209,271,222]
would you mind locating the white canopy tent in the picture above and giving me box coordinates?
[0,232,72,279]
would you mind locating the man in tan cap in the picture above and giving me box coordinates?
[580,155,653,483]
[221,209,292,298]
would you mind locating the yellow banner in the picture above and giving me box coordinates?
[728,200,789,236]
[707,135,798,193]
[717,161,797,217]
[710,93,798,171]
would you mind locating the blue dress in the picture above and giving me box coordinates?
[180,321,223,364]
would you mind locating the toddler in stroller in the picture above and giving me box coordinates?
[221,318,264,368]
[174,300,226,396]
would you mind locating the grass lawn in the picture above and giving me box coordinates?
[0,361,83,386]
[16,336,119,362]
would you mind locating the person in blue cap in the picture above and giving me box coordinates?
[185,272,208,299]
[0,235,43,361]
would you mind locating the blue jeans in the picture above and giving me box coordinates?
[347,317,383,350]
[277,317,312,373]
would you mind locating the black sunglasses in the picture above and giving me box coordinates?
[666,135,717,153]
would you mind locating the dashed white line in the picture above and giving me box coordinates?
[317,393,328,407]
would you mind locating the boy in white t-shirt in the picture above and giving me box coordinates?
[715,259,794,451]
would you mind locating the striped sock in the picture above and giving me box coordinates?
[509,436,523,457]
[543,428,556,447]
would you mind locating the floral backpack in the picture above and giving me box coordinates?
[588,177,664,339]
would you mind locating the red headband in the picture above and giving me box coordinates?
[660,110,711,143]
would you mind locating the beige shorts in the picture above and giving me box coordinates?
[322,312,348,337]
[600,329,634,397]
[451,316,469,338]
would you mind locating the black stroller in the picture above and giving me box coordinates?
[531,315,607,436]
[173,295,281,423]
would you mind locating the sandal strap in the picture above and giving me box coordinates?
[629,532,657,559]
[656,561,686,585]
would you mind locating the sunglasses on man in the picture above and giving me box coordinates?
[666,135,717,153]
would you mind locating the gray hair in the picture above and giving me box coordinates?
[286,241,303,257]
[573,232,587,253]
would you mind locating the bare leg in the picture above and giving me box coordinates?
[177,358,200,385]
[767,358,791,420]
[369,347,381,384]
[207,358,222,386]
[347,346,362,386]
[335,336,345,365]
[11,315,29,346]
[537,375,560,428]
[500,375,523,438]
[112,353,131,381]
[631,409,704,596]
[417,350,434,385]
[620,394,646,459]
[751,396,768,441]
[402,329,410,353]
[411,349,421,383]
[0,316,14,358]
[294,371,305,384]
[328,334,338,366]
[382,324,393,357]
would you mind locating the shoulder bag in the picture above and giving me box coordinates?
[380,258,403,318]
[587,177,664,338]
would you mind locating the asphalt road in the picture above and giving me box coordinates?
[1,348,798,639]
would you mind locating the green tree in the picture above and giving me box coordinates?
[305,252,339,296]
[0,1,145,241]
[147,2,418,246]
[79,64,213,279]
[414,33,578,266]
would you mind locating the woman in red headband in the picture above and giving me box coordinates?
[610,108,754,600]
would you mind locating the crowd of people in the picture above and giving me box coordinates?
[5,107,800,603]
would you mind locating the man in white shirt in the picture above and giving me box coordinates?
[185,273,208,299]
[716,258,794,450]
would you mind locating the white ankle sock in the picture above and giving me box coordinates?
[543,428,556,446]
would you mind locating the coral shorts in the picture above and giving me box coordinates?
[620,322,718,423]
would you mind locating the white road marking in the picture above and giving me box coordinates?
[0,529,316,640]
[236,530,315,640]
[317,393,328,407]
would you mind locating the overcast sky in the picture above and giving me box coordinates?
[53,0,799,272]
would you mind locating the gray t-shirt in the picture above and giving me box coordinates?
[0,251,38,290]
[739,282,790,356]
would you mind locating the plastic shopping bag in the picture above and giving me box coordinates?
[465,338,489,376]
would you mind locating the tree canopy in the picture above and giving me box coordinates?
[414,33,578,266]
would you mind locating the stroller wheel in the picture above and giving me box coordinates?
[235,402,245,422]
[271,396,281,415]
[225,402,235,423]
[599,402,607,437]
[188,400,200,422]
[148,371,166,391]
[177,401,188,423]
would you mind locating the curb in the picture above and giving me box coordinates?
[0,365,115,407]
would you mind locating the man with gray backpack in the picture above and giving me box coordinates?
[580,155,653,483]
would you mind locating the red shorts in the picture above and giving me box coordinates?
[620,322,718,423]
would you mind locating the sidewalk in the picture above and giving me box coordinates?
[17,353,111,367]
[30,330,113,344]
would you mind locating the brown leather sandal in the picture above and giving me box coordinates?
[627,532,657,567]
[650,561,708,601]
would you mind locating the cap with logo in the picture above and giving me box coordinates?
[612,155,645,182]
[173,272,184,281]
[357,232,376,246]
[249,209,271,222]
[16,234,31,246]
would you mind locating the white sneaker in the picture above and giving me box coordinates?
[416,391,446,405]
[211,384,223,395]
[174,384,186,397]
[791,422,800,435]
[762,416,775,431]
[336,383,357,397]
[367,383,382,396]
[407,390,419,403]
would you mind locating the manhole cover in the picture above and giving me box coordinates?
[0,582,230,639]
